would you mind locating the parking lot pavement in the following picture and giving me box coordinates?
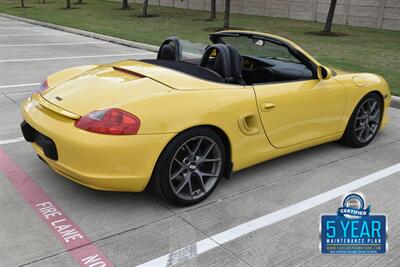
[1,16,400,267]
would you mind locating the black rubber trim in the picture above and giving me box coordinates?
[20,121,58,161]
[21,121,35,142]
[142,59,225,83]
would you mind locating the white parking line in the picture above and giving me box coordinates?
[0,41,107,47]
[0,22,27,24]
[0,53,155,63]
[0,27,38,29]
[0,33,73,37]
[0,83,40,89]
[0,137,24,146]
[137,163,400,267]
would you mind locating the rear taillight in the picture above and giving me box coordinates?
[75,109,140,135]
[34,79,49,94]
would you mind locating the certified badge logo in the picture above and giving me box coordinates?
[338,192,370,219]
[320,192,387,254]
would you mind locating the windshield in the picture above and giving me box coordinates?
[180,39,208,61]
[217,35,300,63]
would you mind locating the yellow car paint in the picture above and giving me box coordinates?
[21,31,391,192]
[254,78,346,148]
[22,97,174,191]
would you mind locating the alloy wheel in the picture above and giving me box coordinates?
[354,98,381,143]
[168,136,222,201]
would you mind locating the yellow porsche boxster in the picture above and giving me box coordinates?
[21,31,391,205]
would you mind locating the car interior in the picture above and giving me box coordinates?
[141,34,316,85]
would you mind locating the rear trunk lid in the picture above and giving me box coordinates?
[41,63,170,116]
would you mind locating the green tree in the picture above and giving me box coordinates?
[122,0,130,9]
[324,0,337,33]
[142,0,149,16]
[21,0,25,7]
[210,0,216,20]
[223,0,230,28]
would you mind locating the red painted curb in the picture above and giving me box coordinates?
[0,149,114,267]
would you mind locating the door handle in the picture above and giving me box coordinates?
[260,102,276,111]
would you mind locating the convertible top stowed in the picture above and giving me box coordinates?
[141,59,225,83]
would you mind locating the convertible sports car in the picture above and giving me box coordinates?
[21,31,391,205]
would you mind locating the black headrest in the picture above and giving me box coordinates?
[157,37,182,61]
[200,44,231,82]
[158,44,175,60]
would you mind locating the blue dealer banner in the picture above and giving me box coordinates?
[320,192,387,254]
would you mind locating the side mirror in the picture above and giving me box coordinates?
[317,65,333,80]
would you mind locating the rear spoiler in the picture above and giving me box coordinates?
[32,94,80,120]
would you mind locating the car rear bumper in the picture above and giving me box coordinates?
[21,96,174,192]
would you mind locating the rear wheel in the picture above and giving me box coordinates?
[342,93,382,148]
[153,128,226,206]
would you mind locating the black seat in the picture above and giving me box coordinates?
[200,44,232,83]
[157,37,182,61]
[200,44,245,85]
[226,45,245,85]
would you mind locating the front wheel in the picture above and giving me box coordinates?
[341,93,383,148]
[153,128,226,206]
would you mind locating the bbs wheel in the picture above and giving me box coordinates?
[153,127,226,206]
[342,93,383,148]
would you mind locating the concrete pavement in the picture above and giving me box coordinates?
[0,16,400,267]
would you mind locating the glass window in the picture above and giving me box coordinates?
[218,35,300,63]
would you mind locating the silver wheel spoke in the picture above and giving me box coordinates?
[370,111,380,123]
[197,173,206,193]
[356,114,367,120]
[362,105,368,114]
[170,167,184,181]
[184,144,194,159]
[369,101,377,114]
[368,125,375,135]
[202,143,214,159]
[363,125,370,138]
[196,170,218,177]
[187,176,193,199]
[193,137,203,155]
[202,158,221,163]
[174,158,186,168]
[357,127,365,139]
[355,124,365,131]
[175,175,189,193]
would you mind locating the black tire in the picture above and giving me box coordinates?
[152,127,227,206]
[341,92,383,148]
